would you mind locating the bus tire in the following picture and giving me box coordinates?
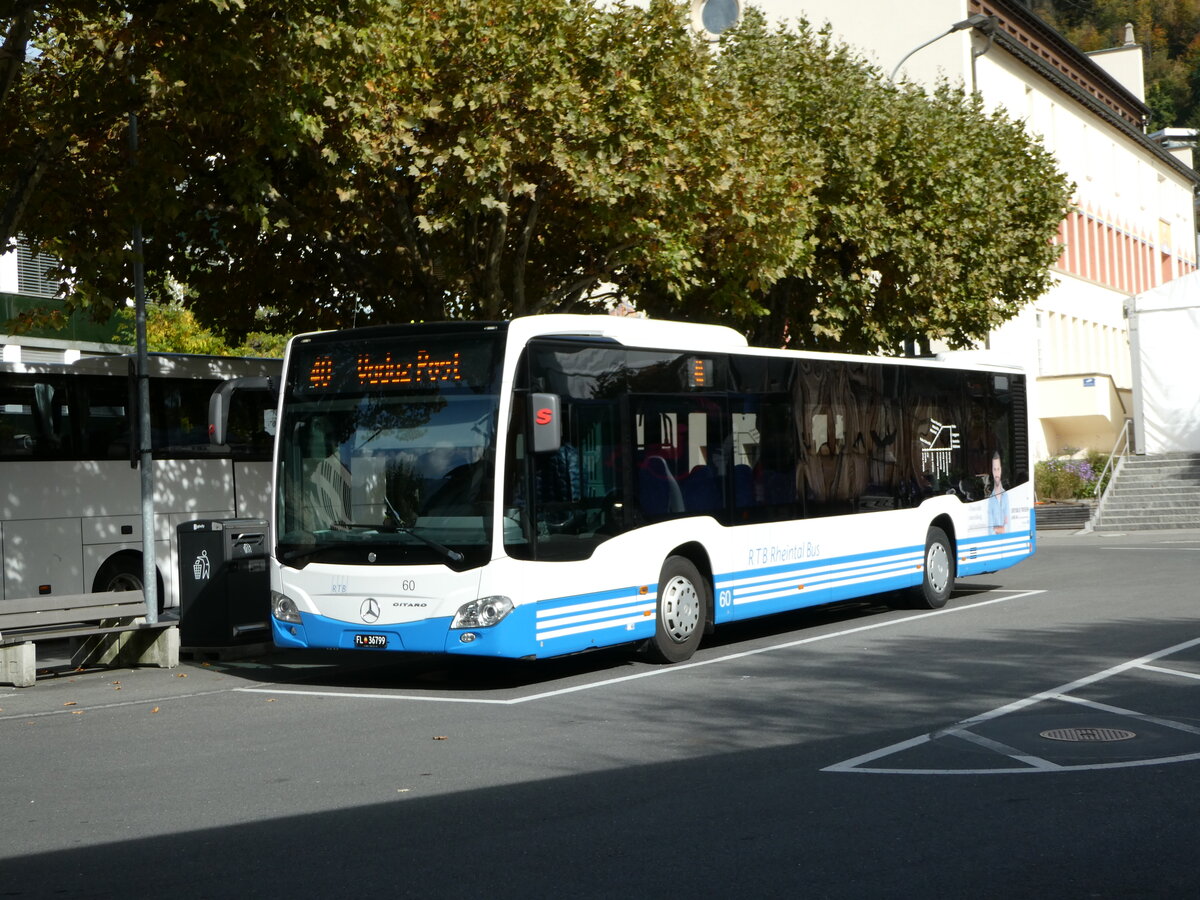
[93,553,165,615]
[645,556,707,664]
[908,526,954,610]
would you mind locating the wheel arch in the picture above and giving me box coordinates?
[91,548,167,611]
[928,513,958,569]
[667,541,715,634]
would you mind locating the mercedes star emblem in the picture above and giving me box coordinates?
[360,598,380,623]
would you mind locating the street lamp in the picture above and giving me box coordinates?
[889,14,998,83]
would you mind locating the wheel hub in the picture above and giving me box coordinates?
[926,542,950,593]
[661,576,700,643]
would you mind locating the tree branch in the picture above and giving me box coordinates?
[0,3,37,114]
[511,183,541,317]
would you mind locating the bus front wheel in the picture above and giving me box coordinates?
[645,556,707,664]
[909,526,954,610]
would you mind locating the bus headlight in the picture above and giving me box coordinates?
[452,596,513,629]
[272,591,302,624]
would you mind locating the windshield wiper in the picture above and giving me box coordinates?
[385,496,464,563]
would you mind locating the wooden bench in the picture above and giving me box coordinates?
[0,591,179,688]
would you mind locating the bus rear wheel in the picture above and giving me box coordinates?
[908,526,954,610]
[645,556,707,664]
[93,554,164,615]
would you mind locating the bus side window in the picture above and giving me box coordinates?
[0,383,38,458]
[730,395,800,523]
[0,377,73,458]
[81,377,132,460]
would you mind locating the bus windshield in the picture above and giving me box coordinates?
[275,330,505,569]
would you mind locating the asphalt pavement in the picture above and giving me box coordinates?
[2,527,1197,899]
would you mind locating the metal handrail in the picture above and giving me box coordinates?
[1093,420,1132,523]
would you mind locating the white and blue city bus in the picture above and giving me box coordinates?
[269,315,1034,663]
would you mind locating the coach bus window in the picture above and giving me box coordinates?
[81,376,132,460]
[152,378,216,455]
[0,376,73,459]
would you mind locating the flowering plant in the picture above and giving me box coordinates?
[1035,451,1108,501]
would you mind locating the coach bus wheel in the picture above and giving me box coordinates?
[645,556,707,664]
[909,526,954,610]
[93,554,165,615]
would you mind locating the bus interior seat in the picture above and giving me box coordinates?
[681,464,721,512]
[638,455,684,517]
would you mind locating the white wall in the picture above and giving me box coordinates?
[0,246,16,292]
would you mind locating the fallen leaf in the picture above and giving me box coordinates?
[71,711,84,715]
[150,707,160,714]
[266,698,276,703]
[176,673,188,678]
[433,736,448,741]
[63,702,77,707]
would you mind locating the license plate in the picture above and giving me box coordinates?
[354,634,387,649]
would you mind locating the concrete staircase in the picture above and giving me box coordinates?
[1092,453,1200,532]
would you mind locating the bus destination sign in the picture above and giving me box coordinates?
[307,350,463,390]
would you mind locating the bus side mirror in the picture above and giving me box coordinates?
[530,393,561,453]
[209,376,276,445]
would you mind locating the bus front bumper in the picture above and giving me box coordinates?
[270,607,537,658]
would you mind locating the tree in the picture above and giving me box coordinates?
[636,13,1074,354]
[235,0,818,327]
[5,0,812,336]
[112,300,288,356]
[4,2,1072,355]
[2,0,392,334]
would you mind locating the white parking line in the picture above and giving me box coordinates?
[238,589,1047,706]
[824,635,1200,775]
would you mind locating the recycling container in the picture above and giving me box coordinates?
[177,518,270,647]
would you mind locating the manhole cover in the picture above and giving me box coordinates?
[1040,727,1136,743]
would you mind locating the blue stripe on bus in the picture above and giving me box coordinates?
[271,528,1035,657]
[712,544,925,623]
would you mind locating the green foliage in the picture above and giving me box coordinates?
[3,1,1074,354]
[1034,450,1109,500]
[1031,0,1200,129]
[639,12,1074,353]
[113,302,287,357]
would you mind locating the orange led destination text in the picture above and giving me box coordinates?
[356,350,462,385]
[308,355,334,388]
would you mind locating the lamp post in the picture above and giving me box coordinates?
[889,13,997,83]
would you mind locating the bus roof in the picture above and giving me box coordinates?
[287,315,1023,374]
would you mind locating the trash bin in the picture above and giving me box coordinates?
[177,518,270,647]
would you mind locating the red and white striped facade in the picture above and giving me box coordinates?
[1053,207,1196,297]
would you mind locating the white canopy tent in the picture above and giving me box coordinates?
[1127,270,1200,454]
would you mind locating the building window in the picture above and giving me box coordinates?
[16,238,63,299]
[693,0,741,37]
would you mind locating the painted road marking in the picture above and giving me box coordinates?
[823,635,1200,775]
[237,589,1047,706]
[0,589,1048,718]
